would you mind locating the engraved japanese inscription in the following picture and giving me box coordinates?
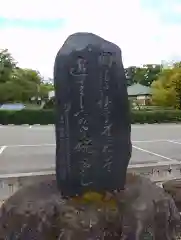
[71,56,94,187]
[99,52,114,175]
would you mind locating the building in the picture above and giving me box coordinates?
[49,83,152,105]
[127,83,152,105]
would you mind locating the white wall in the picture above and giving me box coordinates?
[48,91,55,99]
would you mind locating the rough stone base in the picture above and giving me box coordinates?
[163,179,181,212]
[0,173,180,239]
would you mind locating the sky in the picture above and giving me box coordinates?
[1,0,181,79]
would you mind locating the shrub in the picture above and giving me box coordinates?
[0,109,55,125]
[0,109,181,125]
[43,97,55,109]
[131,110,181,124]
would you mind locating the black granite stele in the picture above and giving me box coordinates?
[54,32,132,197]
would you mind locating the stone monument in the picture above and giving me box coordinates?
[0,33,180,239]
[54,32,132,198]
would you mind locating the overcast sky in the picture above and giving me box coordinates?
[0,0,181,78]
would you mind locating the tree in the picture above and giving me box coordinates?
[38,83,54,101]
[151,65,181,108]
[10,68,42,102]
[12,68,42,84]
[43,96,55,109]
[0,49,46,103]
[0,49,17,83]
[125,66,138,86]
[140,64,162,86]
[151,80,176,107]
[170,67,181,109]
[125,66,146,86]
[0,82,23,102]
[125,64,162,86]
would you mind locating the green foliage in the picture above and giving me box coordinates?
[131,110,181,124]
[0,49,17,84]
[151,66,181,109]
[125,64,162,86]
[0,49,53,103]
[0,109,55,125]
[0,109,181,125]
[171,68,181,109]
[39,83,54,100]
[43,96,55,109]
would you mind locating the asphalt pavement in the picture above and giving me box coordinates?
[0,124,181,174]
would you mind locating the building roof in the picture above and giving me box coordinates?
[127,83,151,96]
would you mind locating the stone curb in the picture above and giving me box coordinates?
[0,123,181,126]
[0,161,181,180]
[0,124,54,126]
[0,170,55,179]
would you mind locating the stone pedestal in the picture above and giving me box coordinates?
[163,179,181,212]
[0,173,180,239]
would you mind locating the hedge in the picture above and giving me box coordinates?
[131,110,181,124]
[0,109,181,125]
[0,109,55,125]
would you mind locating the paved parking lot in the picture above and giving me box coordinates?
[0,124,181,174]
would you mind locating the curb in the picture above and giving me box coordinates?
[0,170,55,179]
[0,123,181,127]
[0,124,54,126]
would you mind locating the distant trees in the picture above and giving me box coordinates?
[151,64,181,109]
[125,64,162,86]
[0,49,53,104]
[125,62,181,109]
[2,48,181,110]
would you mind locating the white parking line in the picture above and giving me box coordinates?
[132,139,166,143]
[0,146,7,155]
[0,125,54,130]
[0,144,55,148]
[133,145,178,162]
[132,138,181,143]
[167,140,181,145]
